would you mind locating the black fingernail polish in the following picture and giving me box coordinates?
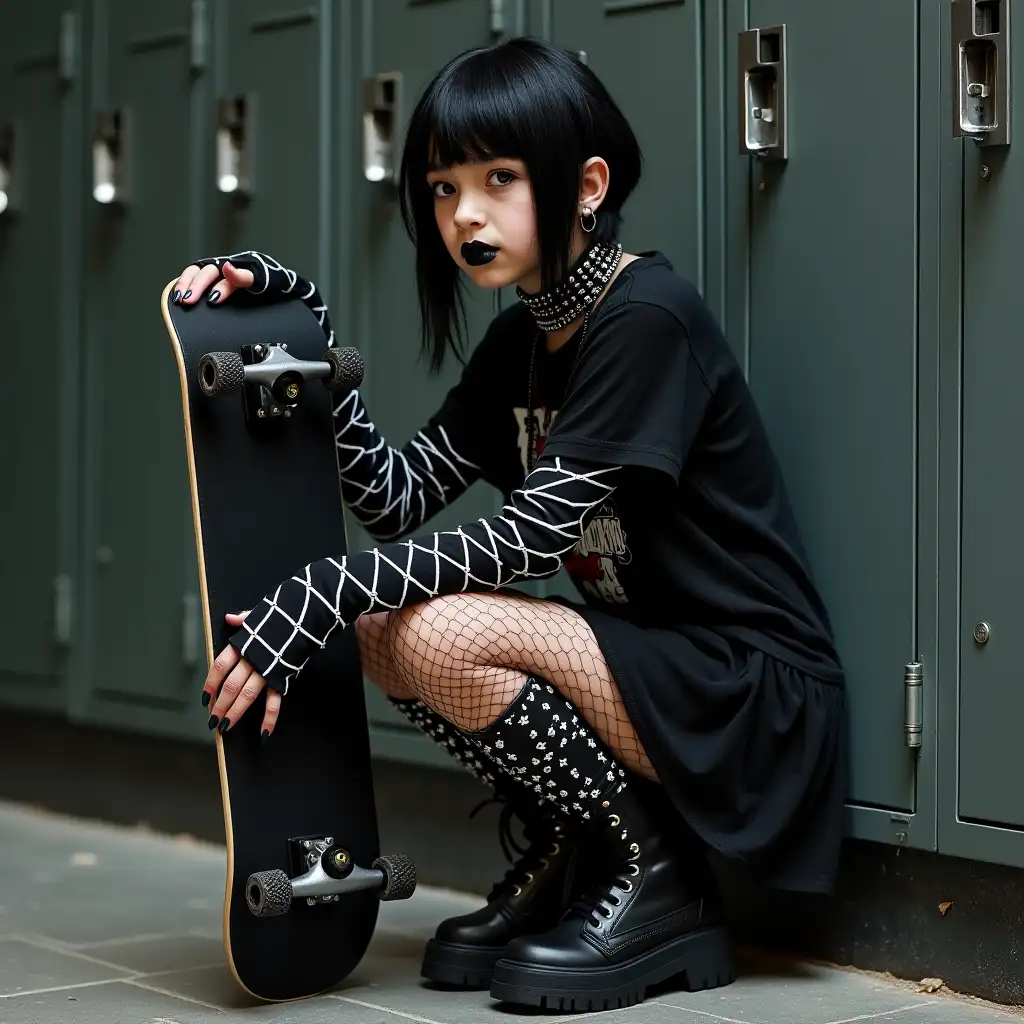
[172,290,181,303]
[208,715,218,730]
[219,718,230,734]
[208,290,220,304]
[201,691,210,708]
[261,730,270,743]
[183,289,192,300]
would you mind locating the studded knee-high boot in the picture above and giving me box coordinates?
[387,697,582,988]
[459,677,736,1012]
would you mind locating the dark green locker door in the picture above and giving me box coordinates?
[958,4,1024,831]
[209,1,329,271]
[351,0,511,758]
[0,3,82,714]
[743,1,920,814]
[538,0,701,286]
[78,1,208,737]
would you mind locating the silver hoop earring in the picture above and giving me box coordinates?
[581,207,597,233]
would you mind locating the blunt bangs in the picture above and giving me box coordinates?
[399,37,642,374]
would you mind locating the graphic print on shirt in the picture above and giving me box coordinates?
[514,405,631,605]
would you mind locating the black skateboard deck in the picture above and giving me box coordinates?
[161,281,415,1002]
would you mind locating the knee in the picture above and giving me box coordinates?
[385,596,459,678]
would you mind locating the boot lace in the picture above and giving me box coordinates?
[569,810,641,927]
[469,795,567,903]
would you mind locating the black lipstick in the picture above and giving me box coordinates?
[462,241,500,266]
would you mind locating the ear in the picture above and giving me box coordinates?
[578,157,611,214]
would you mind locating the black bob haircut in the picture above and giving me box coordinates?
[398,36,642,374]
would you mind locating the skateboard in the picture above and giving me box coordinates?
[161,281,416,1002]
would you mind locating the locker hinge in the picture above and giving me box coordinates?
[58,11,77,83]
[53,574,73,646]
[182,593,200,668]
[903,661,923,749]
[489,0,505,36]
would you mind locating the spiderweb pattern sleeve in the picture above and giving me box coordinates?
[228,457,620,694]
[333,389,483,541]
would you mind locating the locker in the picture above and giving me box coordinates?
[77,0,210,737]
[208,0,330,268]
[957,0,1024,832]
[536,0,702,290]
[0,2,83,715]
[740,1,921,815]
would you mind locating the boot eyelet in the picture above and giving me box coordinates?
[608,814,620,826]
[622,881,634,893]
[630,843,640,853]
[629,863,640,876]
[550,843,561,855]
[512,885,522,896]
[525,873,534,883]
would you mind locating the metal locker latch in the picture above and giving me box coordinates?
[363,72,402,184]
[93,108,131,205]
[0,123,15,217]
[217,95,254,196]
[952,0,1011,146]
[739,25,788,161]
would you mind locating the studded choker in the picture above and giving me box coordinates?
[516,241,623,332]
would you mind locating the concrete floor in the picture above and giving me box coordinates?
[0,800,1019,1024]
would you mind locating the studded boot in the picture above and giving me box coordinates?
[388,697,583,989]
[459,677,736,1012]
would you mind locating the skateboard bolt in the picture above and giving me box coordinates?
[303,840,312,849]
[333,851,350,868]
[285,382,299,400]
[257,409,266,418]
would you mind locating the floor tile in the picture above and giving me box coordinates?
[0,936,132,999]
[0,980,215,1024]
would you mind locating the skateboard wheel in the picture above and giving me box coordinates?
[322,346,364,392]
[246,868,293,917]
[198,351,245,397]
[372,854,416,902]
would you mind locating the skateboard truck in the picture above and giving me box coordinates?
[197,342,364,426]
[245,835,416,918]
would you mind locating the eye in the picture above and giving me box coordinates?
[489,169,516,186]
[430,180,455,198]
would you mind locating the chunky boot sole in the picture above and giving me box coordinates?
[421,938,507,989]
[489,925,735,1011]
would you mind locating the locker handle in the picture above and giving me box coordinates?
[363,72,402,185]
[952,0,1011,147]
[93,108,130,205]
[0,123,14,216]
[738,25,788,161]
[217,95,254,197]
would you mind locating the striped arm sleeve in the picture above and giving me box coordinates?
[229,457,620,694]
[333,390,483,541]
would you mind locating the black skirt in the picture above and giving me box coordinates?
[554,597,849,896]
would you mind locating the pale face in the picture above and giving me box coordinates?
[426,157,545,293]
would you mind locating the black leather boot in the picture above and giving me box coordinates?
[490,782,735,1011]
[421,793,585,988]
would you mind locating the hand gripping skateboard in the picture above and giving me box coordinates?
[161,282,416,1002]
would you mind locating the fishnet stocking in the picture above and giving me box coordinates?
[385,591,656,781]
[355,611,415,699]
